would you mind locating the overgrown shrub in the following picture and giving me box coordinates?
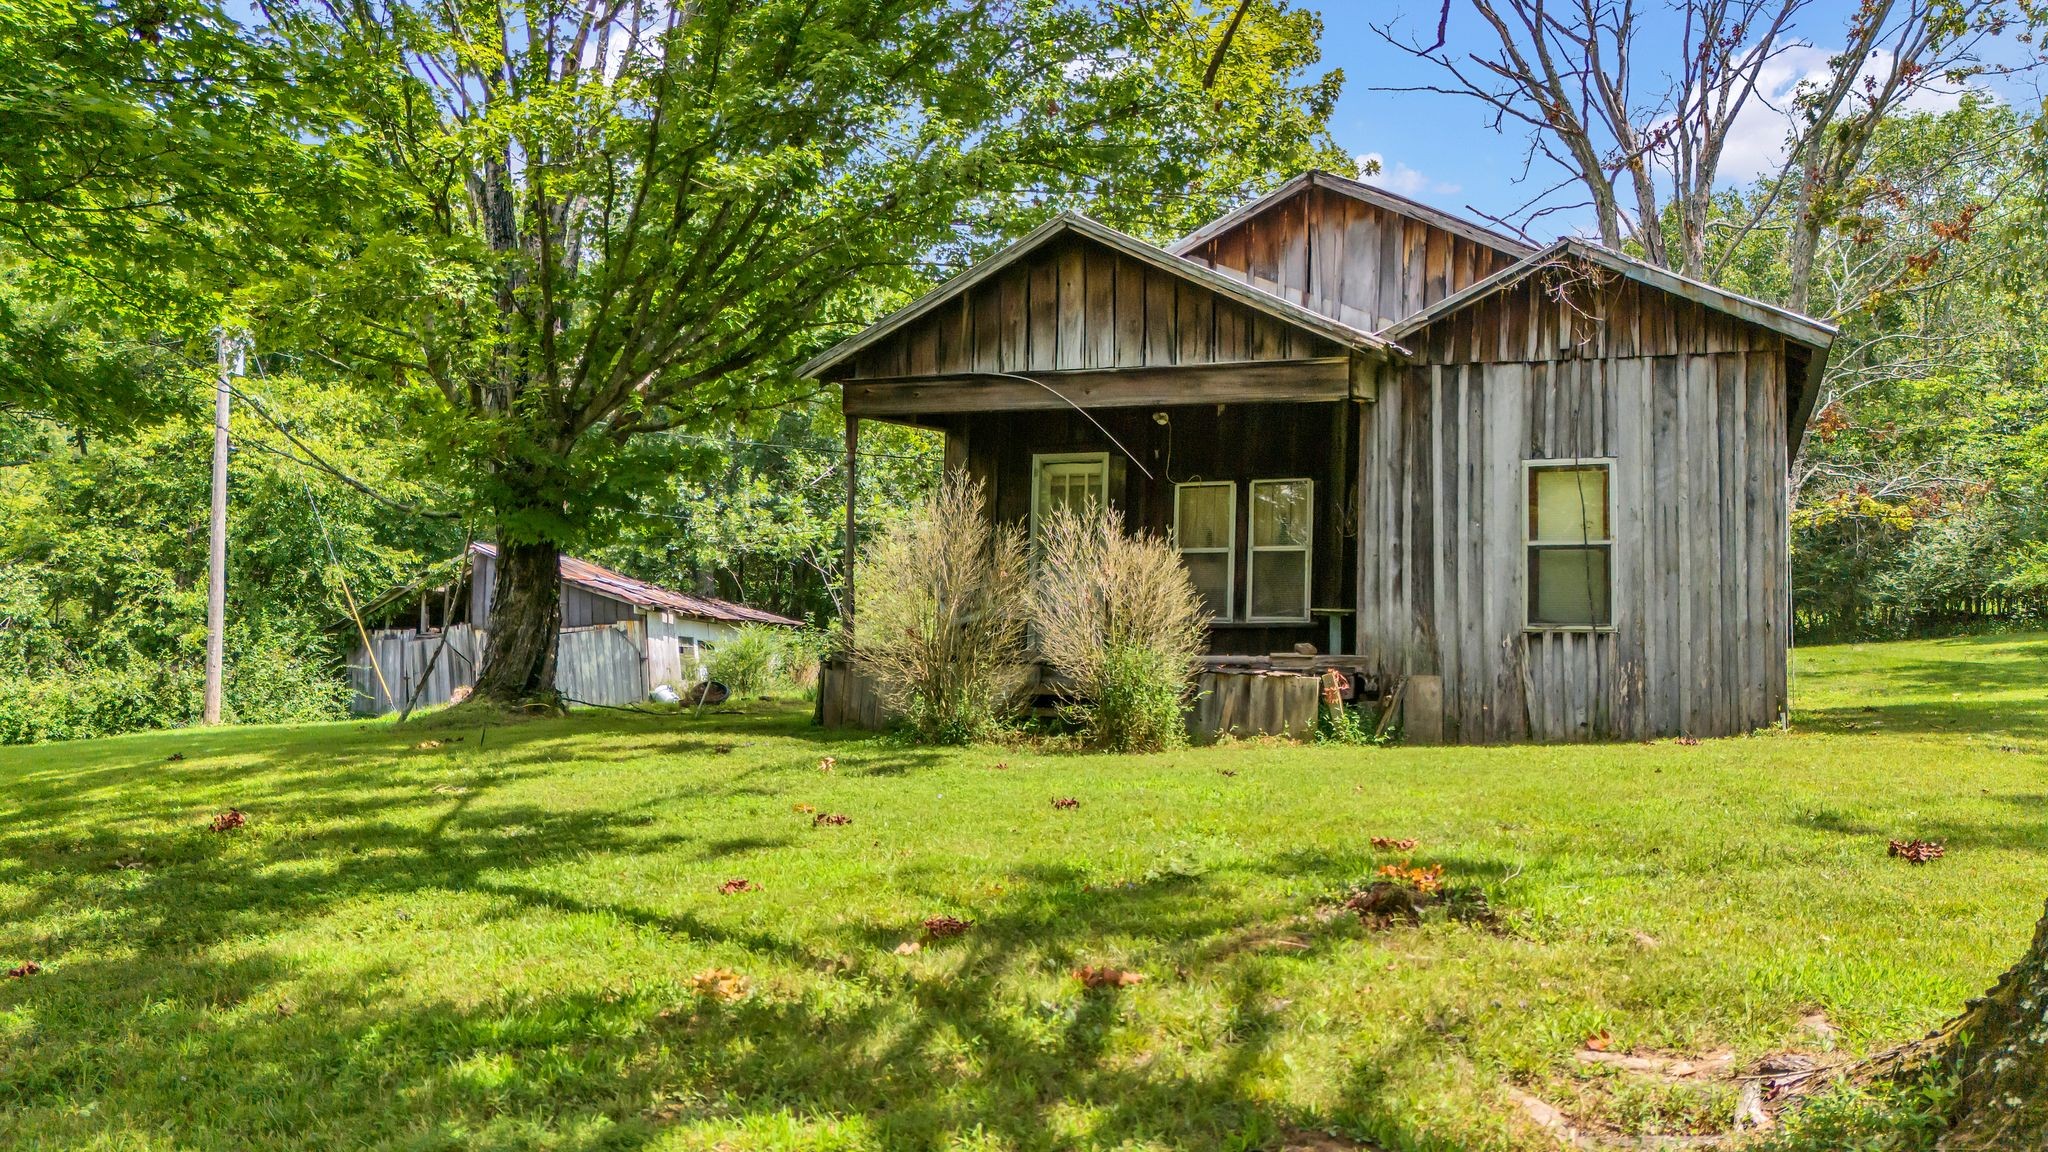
[1032,504,1208,752]
[851,471,1030,744]
[0,660,199,744]
[710,625,785,694]
[0,628,349,745]
[223,628,353,724]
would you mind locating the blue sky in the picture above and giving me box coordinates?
[1304,1,2043,240]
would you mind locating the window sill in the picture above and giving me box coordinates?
[1524,625,1617,634]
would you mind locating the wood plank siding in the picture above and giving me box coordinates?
[1356,273,1792,741]
[1178,183,1525,331]
[844,233,1344,385]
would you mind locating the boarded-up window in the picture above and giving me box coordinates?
[1174,482,1235,621]
[1247,478,1313,622]
[1526,462,1613,628]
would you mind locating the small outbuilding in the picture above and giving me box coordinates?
[346,542,800,714]
[803,170,1835,742]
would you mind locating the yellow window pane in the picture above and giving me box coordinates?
[1176,485,1232,550]
[1182,553,1231,619]
[1530,467,1608,543]
[1529,547,1612,626]
[1250,551,1308,619]
[1251,481,1311,547]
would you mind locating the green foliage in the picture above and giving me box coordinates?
[1709,100,2048,638]
[1754,1079,1956,1152]
[709,626,787,696]
[1315,701,1380,746]
[1083,644,1193,754]
[0,659,197,744]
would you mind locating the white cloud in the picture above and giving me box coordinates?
[1716,45,1980,183]
[1357,152,1462,199]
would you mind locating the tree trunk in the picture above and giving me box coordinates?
[472,538,563,708]
[1932,898,2048,1149]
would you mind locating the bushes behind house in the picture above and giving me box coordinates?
[1032,504,1209,752]
[850,471,1030,744]
[710,624,828,696]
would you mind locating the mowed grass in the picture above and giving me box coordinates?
[1,636,2044,1152]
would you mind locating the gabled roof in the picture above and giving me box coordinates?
[1378,237,1837,352]
[797,212,1400,379]
[1166,169,1537,261]
[471,542,800,627]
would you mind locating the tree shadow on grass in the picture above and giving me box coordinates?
[0,713,1472,1151]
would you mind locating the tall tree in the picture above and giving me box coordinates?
[258,0,1353,707]
[1377,0,2029,304]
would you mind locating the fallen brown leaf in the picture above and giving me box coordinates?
[689,967,749,1002]
[792,803,816,814]
[166,752,185,762]
[718,878,758,895]
[1584,1029,1614,1052]
[812,812,851,827]
[1370,836,1418,851]
[413,739,443,750]
[5,960,40,979]
[1051,796,1080,810]
[922,915,971,939]
[1888,838,1945,863]
[893,940,922,956]
[207,808,246,833]
[818,756,837,773]
[1074,964,1145,989]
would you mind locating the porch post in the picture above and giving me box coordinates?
[842,415,859,634]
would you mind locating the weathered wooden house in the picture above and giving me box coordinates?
[803,170,1834,742]
[346,542,799,715]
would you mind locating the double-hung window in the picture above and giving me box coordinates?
[1173,482,1235,621]
[1525,460,1614,629]
[1247,478,1313,623]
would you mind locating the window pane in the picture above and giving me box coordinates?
[1252,481,1311,546]
[1176,485,1232,550]
[1529,546,1612,626]
[1250,551,1308,619]
[1182,553,1230,619]
[1530,467,1609,543]
[1040,461,1106,520]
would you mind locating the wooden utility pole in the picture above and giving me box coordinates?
[203,330,244,725]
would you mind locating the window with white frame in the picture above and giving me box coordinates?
[1173,482,1235,621]
[1247,478,1312,622]
[1030,452,1109,543]
[1525,460,1614,628]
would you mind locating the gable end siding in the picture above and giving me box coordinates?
[1181,184,1525,331]
[846,234,1343,380]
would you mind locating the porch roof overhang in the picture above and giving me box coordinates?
[842,355,1374,418]
[797,211,1402,384]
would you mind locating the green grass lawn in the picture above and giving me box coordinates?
[2,635,2044,1152]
